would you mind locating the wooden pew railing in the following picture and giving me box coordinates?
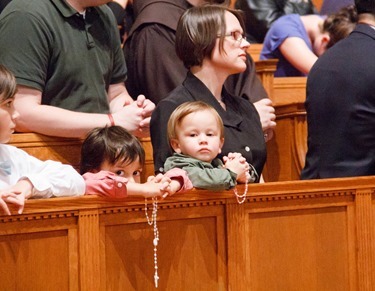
[254,59,278,99]
[9,133,83,169]
[2,176,375,290]
[273,76,307,106]
[263,102,307,182]
[263,77,308,182]
[247,43,263,61]
[254,59,308,182]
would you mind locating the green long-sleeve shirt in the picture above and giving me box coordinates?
[164,153,238,191]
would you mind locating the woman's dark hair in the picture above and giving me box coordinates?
[175,4,245,69]
[80,126,145,174]
[323,5,358,49]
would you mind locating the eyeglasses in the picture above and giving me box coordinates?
[218,31,247,44]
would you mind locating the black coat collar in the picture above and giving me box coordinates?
[182,72,243,129]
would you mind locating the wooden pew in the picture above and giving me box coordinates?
[247,43,263,61]
[263,77,308,182]
[273,77,307,106]
[253,59,308,182]
[254,59,278,99]
[1,176,375,290]
[9,133,155,182]
[9,133,83,169]
[263,101,307,182]
[254,57,307,106]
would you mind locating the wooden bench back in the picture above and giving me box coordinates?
[1,175,375,290]
[247,43,263,61]
[253,60,308,182]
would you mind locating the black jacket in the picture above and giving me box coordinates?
[301,24,375,179]
[0,0,11,14]
[235,0,317,43]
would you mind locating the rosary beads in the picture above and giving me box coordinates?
[143,168,249,290]
[233,172,249,204]
[145,197,160,288]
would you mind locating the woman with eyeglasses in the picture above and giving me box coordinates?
[150,5,267,183]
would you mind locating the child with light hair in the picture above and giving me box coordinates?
[164,101,257,192]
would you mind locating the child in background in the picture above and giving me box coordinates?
[164,101,258,191]
[260,5,357,76]
[0,65,85,216]
[80,126,192,198]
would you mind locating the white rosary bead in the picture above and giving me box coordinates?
[154,273,159,288]
[145,197,160,288]
[233,172,249,204]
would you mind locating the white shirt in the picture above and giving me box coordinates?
[0,144,85,198]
